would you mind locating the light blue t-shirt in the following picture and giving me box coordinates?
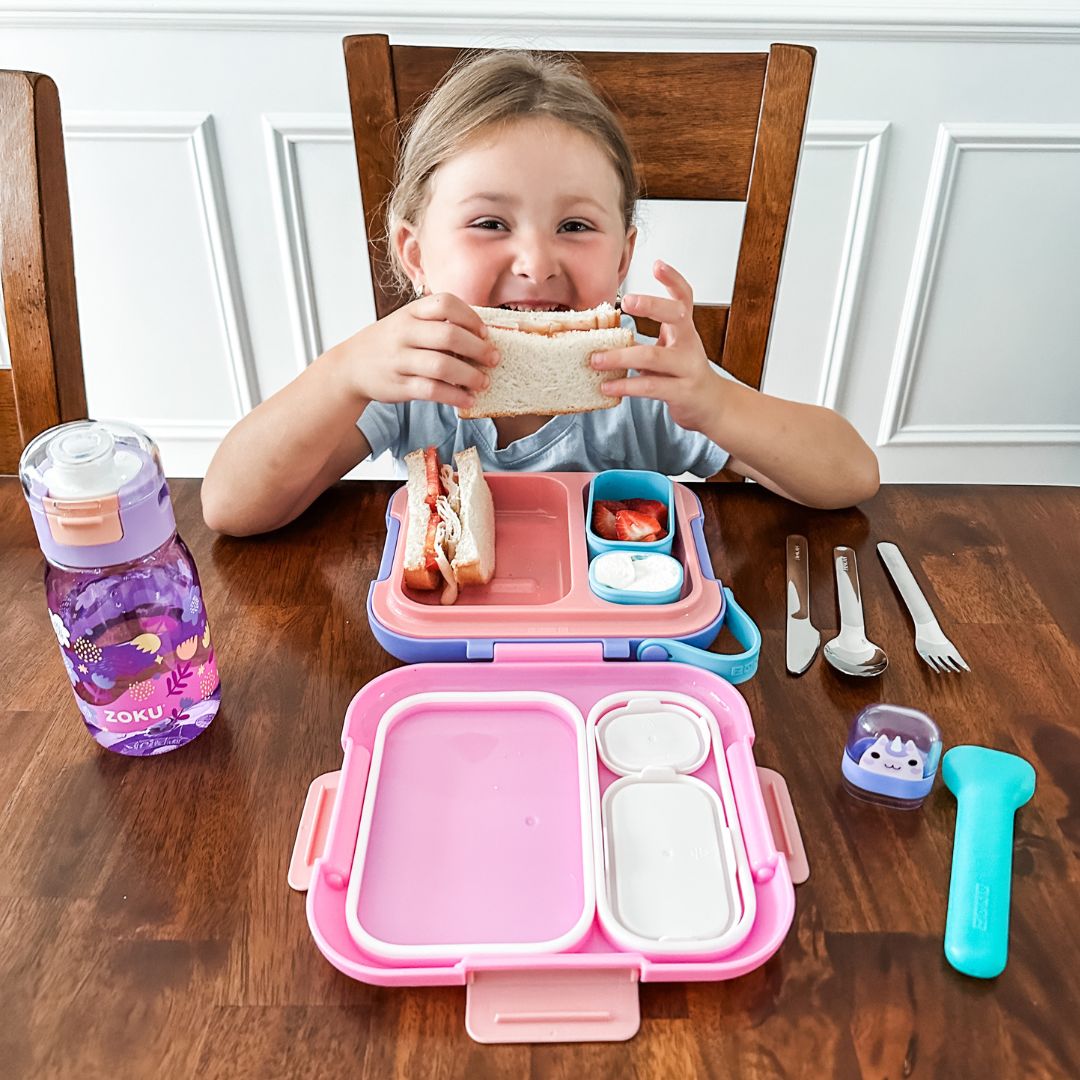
[357,317,735,478]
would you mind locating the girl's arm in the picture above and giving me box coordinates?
[202,293,499,536]
[591,260,879,510]
[201,341,373,536]
[697,379,879,509]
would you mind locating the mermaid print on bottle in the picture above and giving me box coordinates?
[45,534,220,754]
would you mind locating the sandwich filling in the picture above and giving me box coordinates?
[472,301,621,336]
[405,444,495,602]
[422,449,463,605]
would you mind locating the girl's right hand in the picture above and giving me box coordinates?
[345,292,500,411]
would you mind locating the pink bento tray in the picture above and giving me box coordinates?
[290,643,807,1044]
[367,472,724,654]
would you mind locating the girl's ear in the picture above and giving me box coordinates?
[393,220,424,291]
[617,225,638,284]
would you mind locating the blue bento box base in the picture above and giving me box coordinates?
[362,475,760,678]
[366,479,727,663]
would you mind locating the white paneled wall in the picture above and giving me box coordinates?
[1,2,1078,483]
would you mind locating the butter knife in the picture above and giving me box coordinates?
[786,534,820,675]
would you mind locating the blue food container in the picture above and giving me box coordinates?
[586,469,675,559]
[588,551,684,605]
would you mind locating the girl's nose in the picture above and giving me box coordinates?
[511,231,559,281]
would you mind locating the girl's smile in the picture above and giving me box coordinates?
[396,116,637,313]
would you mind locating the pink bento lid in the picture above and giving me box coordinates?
[298,644,797,990]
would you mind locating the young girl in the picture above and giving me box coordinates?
[202,50,879,537]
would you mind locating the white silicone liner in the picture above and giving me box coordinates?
[587,690,757,959]
[346,691,595,963]
[595,698,710,775]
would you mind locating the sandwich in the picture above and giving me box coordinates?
[403,445,495,605]
[460,301,634,419]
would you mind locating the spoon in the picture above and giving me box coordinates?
[824,546,888,677]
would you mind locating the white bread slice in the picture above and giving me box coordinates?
[402,448,440,590]
[450,446,495,586]
[460,322,634,419]
[471,301,621,335]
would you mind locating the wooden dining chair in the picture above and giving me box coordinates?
[342,36,815,400]
[0,70,87,475]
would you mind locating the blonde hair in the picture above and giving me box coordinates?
[384,49,639,298]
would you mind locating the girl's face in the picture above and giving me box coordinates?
[395,116,637,312]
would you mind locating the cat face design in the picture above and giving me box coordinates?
[858,734,925,780]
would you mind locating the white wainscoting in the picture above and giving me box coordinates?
[1,2,1078,484]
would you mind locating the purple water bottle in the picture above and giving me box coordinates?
[19,420,220,756]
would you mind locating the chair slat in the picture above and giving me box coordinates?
[725,44,815,389]
[0,70,86,474]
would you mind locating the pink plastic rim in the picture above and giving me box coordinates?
[370,473,722,640]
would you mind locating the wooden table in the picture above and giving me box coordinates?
[3,477,1079,1079]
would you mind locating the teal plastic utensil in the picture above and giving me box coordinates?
[942,745,1036,979]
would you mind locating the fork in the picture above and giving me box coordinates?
[877,542,970,673]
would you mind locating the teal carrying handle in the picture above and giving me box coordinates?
[942,746,1036,979]
[637,587,761,684]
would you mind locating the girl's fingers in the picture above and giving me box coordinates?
[413,292,492,346]
[407,348,491,394]
[591,345,676,376]
[407,375,478,411]
[599,373,672,400]
[413,315,501,368]
[618,292,689,328]
[651,259,694,305]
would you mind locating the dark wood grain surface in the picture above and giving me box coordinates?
[2,477,1078,1079]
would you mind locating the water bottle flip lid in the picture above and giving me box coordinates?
[41,423,143,501]
[19,419,176,568]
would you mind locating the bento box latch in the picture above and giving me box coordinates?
[490,642,607,664]
[289,739,372,892]
[465,967,640,1044]
[757,767,810,885]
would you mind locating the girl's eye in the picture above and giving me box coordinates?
[470,219,506,231]
[560,220,592,233]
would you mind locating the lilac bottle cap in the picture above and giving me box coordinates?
[20,420,177,569]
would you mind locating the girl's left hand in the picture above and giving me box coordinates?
[591,259,726,434]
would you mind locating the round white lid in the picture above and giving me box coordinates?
[595,697,710,776]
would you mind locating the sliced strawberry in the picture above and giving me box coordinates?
[424,446,443,509]
[592,502,619,541]
[615,509,662,542]
[597,499,626,513]
[625,498,668,527]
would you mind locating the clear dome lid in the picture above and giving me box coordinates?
[20,419,163,508]
[840,703,942,809]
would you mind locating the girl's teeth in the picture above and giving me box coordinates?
[500,303,568,311]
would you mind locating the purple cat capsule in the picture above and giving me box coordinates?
[841,704,941,809]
